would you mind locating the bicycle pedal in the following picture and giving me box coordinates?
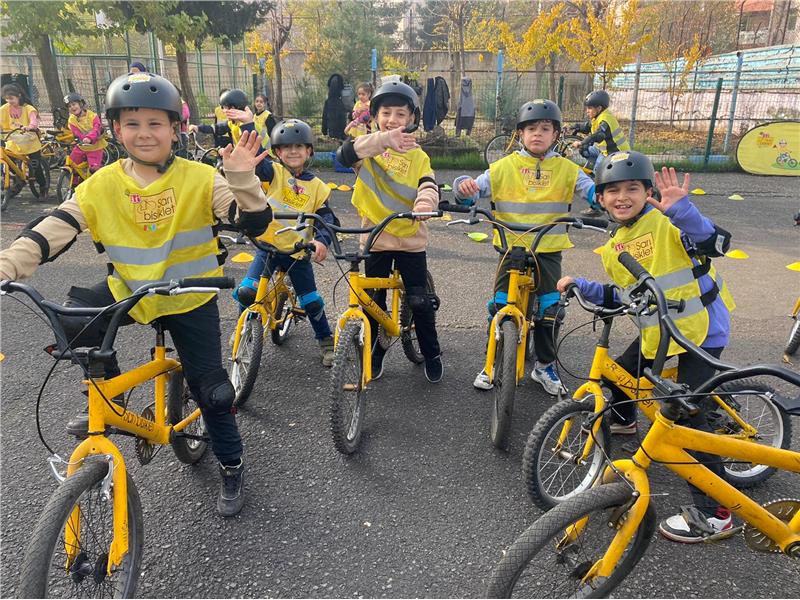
[703,525,743,542]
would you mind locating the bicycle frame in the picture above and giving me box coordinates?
[1,146,29,181]
[62,155,91,182]
[232,266,295,350]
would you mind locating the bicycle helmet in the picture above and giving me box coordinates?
[270,119,315,153]
[105,72,182,123]
[516,99,562,131]
[595,151,654,191]
[584,90,610,109]
[64,93,86,107]
[219,88,248,111]
[370,81,420,127]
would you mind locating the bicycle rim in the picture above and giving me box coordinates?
[329,320,366,454]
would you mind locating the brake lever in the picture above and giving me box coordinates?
[446,218,480,226]
[275,223,308,235]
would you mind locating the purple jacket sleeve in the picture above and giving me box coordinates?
[664,196,715,244]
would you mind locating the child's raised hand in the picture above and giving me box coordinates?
[458,178,480,198]
[649,166,690,213]
[556,276,575,293]
[224,106,254,124]
[220,130,269,172]
[385,126,418,153]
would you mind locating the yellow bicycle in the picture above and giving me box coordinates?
[4,276,235,597]
[785,296,800,356]
[55,153,92,203]
[1,126,50,211]
[487,252,800,598]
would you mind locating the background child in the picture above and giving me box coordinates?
[454,99,595,396]
[64,92,107,182]
[345,82,373,138]
[0,83,49,199]
[252,93,277,150]
[557,151,736,543]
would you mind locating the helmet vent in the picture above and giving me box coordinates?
[150,86,158,93]
[122,84,131,91]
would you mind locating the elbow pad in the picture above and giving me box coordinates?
[236,205,272,237]
[16,210,82,264]
[336,141,359,168]
[695,225,732,257]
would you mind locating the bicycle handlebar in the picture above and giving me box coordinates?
[216,222,317,257]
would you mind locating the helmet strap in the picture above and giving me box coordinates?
[127,148,176,174]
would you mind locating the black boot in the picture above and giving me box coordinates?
[217,459,245,517]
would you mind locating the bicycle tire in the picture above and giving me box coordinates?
[270,291,294,346]
[785,316,800,355]
[522,397,611,511]
[713,379,792,488]
[490,319,518,451]
[167,369,208,463]
[18,461,144,598]
[487,483,656,599]
[329,319,366,455]
[0,162,8,212]
[231,312,264,407]
[28,157,51,200]
[400,270,436,364]
[103,143,119,166]
[55,168,73,204]
[484,134,516,165]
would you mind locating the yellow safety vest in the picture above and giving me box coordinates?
[488,152,579,252]
[214,106,227,122]
[213,106,240,143]
[253,109,272,149]
[0,103,42,154]
[67,110,108,152]
[351,147,430,238]
[76,158,223,324]
[591,110,630,155]
[601,208,735,358]
[259,163,330,257]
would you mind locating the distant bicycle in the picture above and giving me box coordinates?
[483,126,588,169]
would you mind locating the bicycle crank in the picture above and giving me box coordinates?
[743,498,800,553]
[134,405,157,465]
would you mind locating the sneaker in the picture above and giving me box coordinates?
[610,421,638,435]
[217,459,245,517]
[319,337,335,368]
[371,348,386,381]
[424,355,444,384]
[473,369,493,390]
[658,506,733,544]
[580,206,604,218]
[530,362,568,396]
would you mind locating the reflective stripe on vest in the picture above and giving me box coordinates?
[591,111,630,154]
[488,151,578,252]
[104,226,214,265]
[114,254,221,291]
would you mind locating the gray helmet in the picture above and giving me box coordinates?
[584,90,610,108]
[219,88,248,111]
[516,99,562,131]
[370,81,420,125]
[105,72,182,122]
[64,92,86,106]
[270,119,315,153]
[595,151,655,191]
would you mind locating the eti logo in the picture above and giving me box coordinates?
[130,193,142,204]
[615,242,625,252]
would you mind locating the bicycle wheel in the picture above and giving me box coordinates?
[231,312,264,407]
[29,157,51,199]
[56,168,73,204]
[712,379,792,488]
[786,315,800,355]
[556,134,590,169]
[1,162,8,212]
[270,291,295,346]
[490,319,518,451]
[487,483,656,599]
[329,319,366,455]
[522,397,612,511]
[400,270,436,364]
[103,143,119,166]
[484,134,516,165]
[18,460,144,598]
[167,369,208,464]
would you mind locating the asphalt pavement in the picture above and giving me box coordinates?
[1,167,799,598]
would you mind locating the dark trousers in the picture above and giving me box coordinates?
[28,150,49,190]
[606,340,725,515]
[365,250,440,359]
[69,281,242,464]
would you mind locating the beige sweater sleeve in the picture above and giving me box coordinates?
[211,169,269,220]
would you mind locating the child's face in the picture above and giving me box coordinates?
[4,93,20,107]
[113,108,177,164]
[68,102,83,116]
[357,88,371,103]
[586,106,602,119]
[376,104,412,132]
[275,143,312,171]
[519,121,558,156]
[254,96,265,112]
[597,180,649,223]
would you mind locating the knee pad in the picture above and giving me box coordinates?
[192,368,235,413]
[233,277,258,307]
[299,291,324,316]
[406,285,440,314]
[537,298,565,328]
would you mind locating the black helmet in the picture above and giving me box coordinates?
[105,72,182,122]
[516,99,562,131]
[595,151,654,191]
[270,119,315,153]
[64,93,86,106]
[584,90,610,109]
[370,81,420,123]
[219,88,248,111]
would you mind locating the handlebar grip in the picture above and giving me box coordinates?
[274,211,301,220]
[177,276,237,289]
[579,217,610,229]
[293,241,315,252]
[618,251,651,280]
[437,201,472,214]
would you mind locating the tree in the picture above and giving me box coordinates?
[1,1,99,111]
[247,0,292,115]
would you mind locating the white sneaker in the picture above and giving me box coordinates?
[473,369,493,390]
[530,362,568,396]
[658,507,733,543]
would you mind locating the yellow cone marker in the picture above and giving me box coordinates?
[337,184,352,192]
[787,262,800,272]
[440,184,453,191]
[466,232,488,242]
[726,249,749,259]
[440,213,452,221]
[728,194,744,200]
[0,352,4,362]
[593,246,604,255]
[232,252,254,263]
[690,188,706,195]
[327,182,337,189]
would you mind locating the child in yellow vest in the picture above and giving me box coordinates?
[232,118,338,366]
[64,92,107,182]
[252,93,277,150]
[0,72,273,518]
[454,99,595,396]
[0,83,48,198]
[557,151,736,543]
[336,81,443,383]
[345,82,373,138]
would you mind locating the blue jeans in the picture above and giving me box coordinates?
[239,249,332,340]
